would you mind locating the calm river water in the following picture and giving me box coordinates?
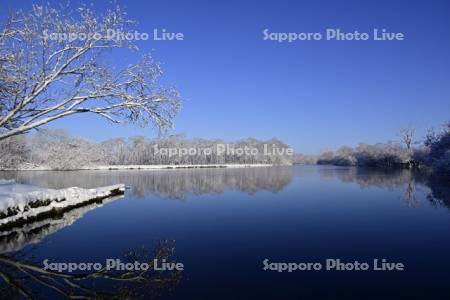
[0,165,449,299]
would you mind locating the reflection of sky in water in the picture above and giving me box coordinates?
[0,166,449,299]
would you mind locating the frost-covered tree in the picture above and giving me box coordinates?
[0,135,28,168]
[399,127,415,168]
[317,143,410,168]
[29,129,102,170]
[425,122,450,174]
[20,131,294,168]
[0,3,180,141]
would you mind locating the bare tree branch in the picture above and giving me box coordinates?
[0,3,181,141]
[0,241,181,299]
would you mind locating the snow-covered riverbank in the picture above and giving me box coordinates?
[4,163,275,171]
[0,192,124,254]
[0,180,125,228]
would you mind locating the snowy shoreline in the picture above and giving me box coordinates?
[0,193,124,254]
[0,181,125,229]
[2,163,276,171]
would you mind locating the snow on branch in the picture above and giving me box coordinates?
[0,3,181,141]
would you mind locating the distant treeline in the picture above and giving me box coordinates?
[294,122,450,175]
[0,130,293,169]
[1,122,449,174]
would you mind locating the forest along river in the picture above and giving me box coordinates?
[0,165,449,299]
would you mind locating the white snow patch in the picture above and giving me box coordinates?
[6,163,275,171]
[0,181,125,226]
[0,194,123,254]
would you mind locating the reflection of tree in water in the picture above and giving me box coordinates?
[0,166,291,298]
[416,174,450,209]
[0,193,181,299]
[317,167,412,189]
[315,166,449,209]
[1,167,293,199]
[0,241,181,299]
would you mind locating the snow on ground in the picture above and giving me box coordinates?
[0,194,124,254]
[6,163,274,171]
[0,180,125,227]
[88,164,274,170]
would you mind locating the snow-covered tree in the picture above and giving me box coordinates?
[0,3,180,141]
[399,127,415,168]
[29,129,102,170]
[425,122,450,174]
[0,135,28,168]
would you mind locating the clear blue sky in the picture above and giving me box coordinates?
[2,0,450,153]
